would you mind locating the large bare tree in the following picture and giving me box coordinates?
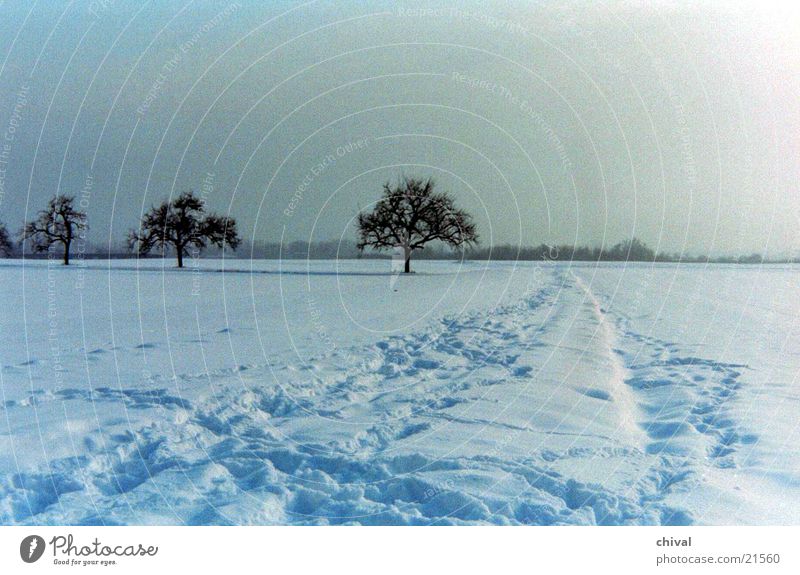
[128,191,240,267]
[21,195,87,265]
[357,177,478,273]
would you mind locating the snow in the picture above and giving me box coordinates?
[1,258,799,525]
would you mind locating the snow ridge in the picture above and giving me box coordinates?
[572,273,645,445]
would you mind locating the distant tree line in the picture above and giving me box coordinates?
[216,238,783,264]
[2,234,784,264]
[0,185,792,266]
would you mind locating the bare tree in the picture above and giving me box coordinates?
[0,221,13,257]
[128,191,240,267]
[21,195,87,265]
[357,177,478,273]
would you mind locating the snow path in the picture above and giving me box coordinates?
[572,273,645,446]
[0,264,792,525]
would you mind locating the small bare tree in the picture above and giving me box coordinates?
[128,191,240,267]
[0,222,13,257]
[357,177,478,273]
[21,195,87,265]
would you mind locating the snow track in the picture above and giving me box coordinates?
[0,263,790,524]
[572,273,644,445]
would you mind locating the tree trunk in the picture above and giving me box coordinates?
[404,246,411,273]
[177,247,184,268]
[63,241,70,265]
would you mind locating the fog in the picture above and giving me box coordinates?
[1,0,798,257]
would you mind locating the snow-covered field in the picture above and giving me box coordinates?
[1,258,799,525]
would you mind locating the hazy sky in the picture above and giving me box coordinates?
[0,0,798,256]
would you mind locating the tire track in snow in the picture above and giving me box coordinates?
[571,273,758,524]
[572,273,645,446]
[570,272,704,524]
